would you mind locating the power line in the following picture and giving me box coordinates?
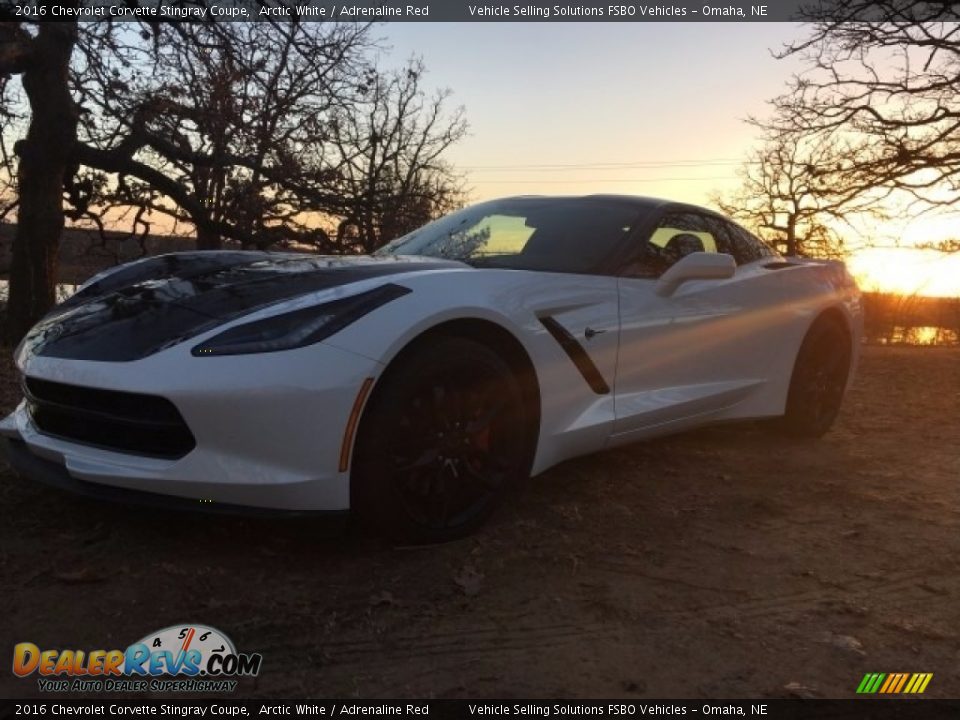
[468,176,737,184]
[467,163,744,174]
[460,157,748,171]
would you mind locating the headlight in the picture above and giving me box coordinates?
[192,284,410,356]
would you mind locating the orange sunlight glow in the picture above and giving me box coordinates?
[847,248,960,298]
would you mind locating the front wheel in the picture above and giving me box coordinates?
[781,317,852,438]
[351,336,532,543]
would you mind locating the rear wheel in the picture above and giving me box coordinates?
[352,336,532,543]
[781,317,852,438]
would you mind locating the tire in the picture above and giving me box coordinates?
[781,316,852,438]
[351,336,533,543]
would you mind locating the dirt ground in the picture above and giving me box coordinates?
[0,345,958,700]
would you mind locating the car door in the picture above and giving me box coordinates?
[612,209,770,438]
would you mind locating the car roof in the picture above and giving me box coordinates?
[500,194,674,211]
[498,195,735,222]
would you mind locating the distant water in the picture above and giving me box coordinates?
[870,325,959,346]
[0,280,78,303]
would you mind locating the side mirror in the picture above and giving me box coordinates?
[655,251,736,297]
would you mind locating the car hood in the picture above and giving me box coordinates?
[20,252,465,363]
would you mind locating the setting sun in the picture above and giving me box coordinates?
[848,248,960,298]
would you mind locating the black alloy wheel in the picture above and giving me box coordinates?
[352,336,531,542]
[781,317,852,438]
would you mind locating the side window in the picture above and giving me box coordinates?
[724,221,776,264]
[623,212,718,278]
[693,215,767,264]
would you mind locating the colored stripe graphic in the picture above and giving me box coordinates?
[856,673,882,693]
[905,673,933,694]
[856,672,932,694]
[881,673,908,693]
[892,673,909,693]
[879,674,896,693]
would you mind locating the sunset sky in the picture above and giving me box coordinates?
[382,23,960,297]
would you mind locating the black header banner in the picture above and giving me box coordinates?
[3,0,960,22]
[4,699,960,720]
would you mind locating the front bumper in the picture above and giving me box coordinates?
[2,339,383,512]
[0,437,348,517]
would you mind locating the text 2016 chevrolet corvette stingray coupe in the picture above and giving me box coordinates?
[1,195,862,541]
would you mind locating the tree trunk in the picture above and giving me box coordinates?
[785,216,798,256]
[4,23,78,346]
[196,225,223,251]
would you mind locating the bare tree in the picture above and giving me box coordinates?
[764,3,960,210]
[73,21,373,252]
[327,59,467,253]
[713,130,890,257]
[0,72,21,226]
[0,19,79,342]
[0,16,467,343]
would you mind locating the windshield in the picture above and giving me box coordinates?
[375,197,645,274]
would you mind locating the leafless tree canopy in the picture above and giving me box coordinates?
[71,22,375,251]
[765,3,960,207]
[327,60,467,253]
[713,130,891,257]
[0,14,467,342]
[717,3,959,258]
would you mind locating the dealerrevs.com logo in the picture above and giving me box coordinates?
[13,624,262,693]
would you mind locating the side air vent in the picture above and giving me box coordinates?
[538,316,610,395]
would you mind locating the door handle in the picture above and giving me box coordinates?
[584,326,607,340]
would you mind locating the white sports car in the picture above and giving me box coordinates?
[1,196,862,541]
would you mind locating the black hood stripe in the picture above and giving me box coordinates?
[23,253,464,362]
[54,251,274,313]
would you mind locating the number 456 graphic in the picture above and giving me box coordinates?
[127,624,263,677]
[144,625,234,657]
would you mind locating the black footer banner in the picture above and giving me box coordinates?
[3,699,960,720]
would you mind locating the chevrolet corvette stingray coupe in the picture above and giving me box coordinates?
[1,195,862,541]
